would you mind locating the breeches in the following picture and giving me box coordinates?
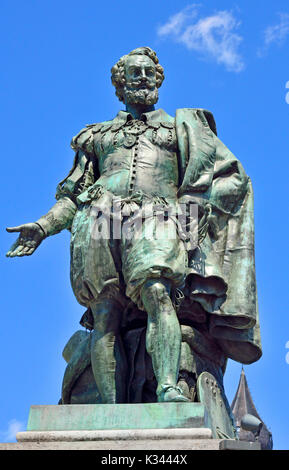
[70,201,187,310]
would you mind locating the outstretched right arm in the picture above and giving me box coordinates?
[6,126,97,258]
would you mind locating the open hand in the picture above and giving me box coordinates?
[6,223,45,257]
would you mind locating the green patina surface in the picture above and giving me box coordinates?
[27,403,208,431]
[6,46,261,414]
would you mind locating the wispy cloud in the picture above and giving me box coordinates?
[0,419,25,442]
[257,13,289,57]
[157,4,199,37]
[264,13,289,46]
[157,5,244,73]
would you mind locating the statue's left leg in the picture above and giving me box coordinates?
[140,277,190,402]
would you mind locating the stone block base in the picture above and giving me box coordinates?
[0,403,261,451]
[0,427,260,450]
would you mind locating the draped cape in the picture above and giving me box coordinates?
[176,108,261,365]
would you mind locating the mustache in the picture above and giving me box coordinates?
[125,79,155,90]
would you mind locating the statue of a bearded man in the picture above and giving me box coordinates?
[6,47,261,407]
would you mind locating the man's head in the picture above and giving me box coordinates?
[111,47,164,106]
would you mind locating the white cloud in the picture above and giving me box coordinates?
[157,4,199,37]
[264,13,289,46]
[157,6,244,73]
[0,419,25,442]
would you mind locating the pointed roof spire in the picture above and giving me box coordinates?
[231,367,262,425]
[231,367,273,450]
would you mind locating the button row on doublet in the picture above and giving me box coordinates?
[129,138,139,193]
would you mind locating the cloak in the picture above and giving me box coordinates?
[176,108,261,365]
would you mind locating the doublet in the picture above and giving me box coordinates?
[62,109,180,205]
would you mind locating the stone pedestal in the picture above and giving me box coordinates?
[26,403,209,431]
[0,403,261,451]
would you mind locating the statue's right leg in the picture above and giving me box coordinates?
[90,297,127,404]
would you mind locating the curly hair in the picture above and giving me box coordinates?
[111,47,165,103]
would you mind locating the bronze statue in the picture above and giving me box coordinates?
[6,47,261,410]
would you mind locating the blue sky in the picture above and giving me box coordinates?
[1,0,288,450]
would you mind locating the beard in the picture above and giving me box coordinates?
[123,86,159,106]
